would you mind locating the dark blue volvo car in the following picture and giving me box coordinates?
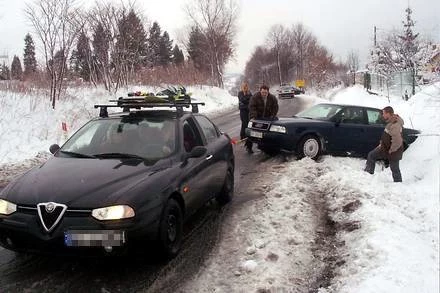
[246,103,420,158]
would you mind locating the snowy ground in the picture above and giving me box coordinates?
[0,83,439,292]
[182,85,440,293]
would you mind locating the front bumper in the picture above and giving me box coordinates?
[245,128,295,151]
[278,93,295,98]
[0,206,160,254]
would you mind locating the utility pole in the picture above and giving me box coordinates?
[374,26,377,47]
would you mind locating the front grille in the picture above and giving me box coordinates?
[18,205,91,215]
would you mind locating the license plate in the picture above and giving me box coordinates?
[64,230,125,247]
[250,130,263,138]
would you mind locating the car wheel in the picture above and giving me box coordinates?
[298,135,321,160]
[216,167,234,205]
[158,199,183,259]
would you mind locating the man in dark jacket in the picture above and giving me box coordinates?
[364,106,404,182]
[245,85,279,153]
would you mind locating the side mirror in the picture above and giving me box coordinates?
[49,144,60,154]
[181,146,207,166]
[332,114,343,125]
[189,146,207,158]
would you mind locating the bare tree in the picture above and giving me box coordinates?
[346,50,360,72]
[244,22,342,90]
[289,23,315,80]
[25,0,84,108]
[266,24,288,85]
[185,0,239,88]
[346,50,360,85]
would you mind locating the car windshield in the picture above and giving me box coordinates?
[280,86,294,91]
[60,117,177,161]
[296,104,344,121]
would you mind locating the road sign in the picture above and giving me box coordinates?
[295,80,305,87]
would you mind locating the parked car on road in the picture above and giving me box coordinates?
[245,103,420,158]
[276,84,304,99]
[0,92,234,258]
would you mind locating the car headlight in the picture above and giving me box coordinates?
[0,199,17,215]
[247,121,253,128]
[269,125,287,133]
[92,205,135,220]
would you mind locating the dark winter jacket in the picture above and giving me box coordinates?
[249,92,279,119]
[379,114,404,161]
[238,90,252,110]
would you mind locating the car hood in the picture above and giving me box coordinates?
[1,157,169,208]
[254,117,329,125]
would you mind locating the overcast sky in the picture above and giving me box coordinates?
[0,0,439,74]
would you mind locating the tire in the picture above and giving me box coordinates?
[297,135,321,160]
[158,199,183,259]
[216,167,234,205]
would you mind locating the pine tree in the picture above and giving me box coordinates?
[92,22,110,83]
[11,55,23,80]
[115,9,148,70]
[147,22,162,67]
[398,7,419,69]
[188,26,210,72]
[368,7,421,76]
[23,33,37,78]
[71,31,92,81]
[49,50,66,73]
[159,31,173,66]
[172,44,184,65]
[93,23,110,66]
[0,64,10,80]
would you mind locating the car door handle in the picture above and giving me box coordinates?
[205,154,213,160]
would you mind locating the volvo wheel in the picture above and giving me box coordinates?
[298,135,321,160]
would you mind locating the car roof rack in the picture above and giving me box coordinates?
[94,88,205,118]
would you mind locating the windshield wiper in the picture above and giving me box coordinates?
[59,151,96,158]
[93,153,146,160]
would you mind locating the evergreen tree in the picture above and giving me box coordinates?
[368,7,421,75]
[71,31,92,81]
[11,55,23,80]
[398,7,419,69]
[93,23,110,66]
[172,44,184,65]
[48,50,67,74]
[158,31,173,66]
[0,64,10,80]
[115,9,148,70]
[147,21,162,66]
[187,26,210,72]
[92,22,110,84]
[23,33,37,78]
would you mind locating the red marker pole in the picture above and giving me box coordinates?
[62,122,68,140]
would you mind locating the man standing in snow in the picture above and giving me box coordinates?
[245,85,279,154]
[364,106,404,182]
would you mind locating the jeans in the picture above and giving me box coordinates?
[365,147,402,182]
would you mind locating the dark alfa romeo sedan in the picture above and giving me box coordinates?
[0,96,234,258]
[246,103,420,159]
